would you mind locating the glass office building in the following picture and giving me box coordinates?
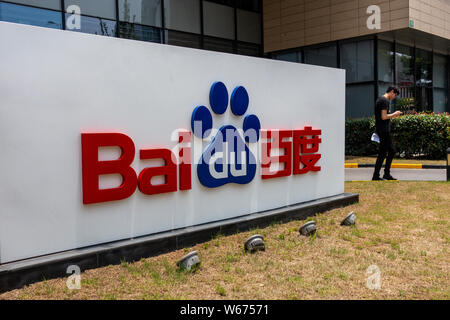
[0,0,262,56]
[2,1,449,118]
[265,0,450,118]
[272,37,449,118]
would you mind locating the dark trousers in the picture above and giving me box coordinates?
[373,131,396,178]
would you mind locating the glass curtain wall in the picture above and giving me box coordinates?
[433,53,448,113]
[0,1,62,29]
[272,37,450,117]
[340,39,375,118]
[394,43,415,111]
[415,48,433,111]
[0,0,262,56]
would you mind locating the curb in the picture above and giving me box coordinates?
[345,163,446,169]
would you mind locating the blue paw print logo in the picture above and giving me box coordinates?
[191,81,261,188]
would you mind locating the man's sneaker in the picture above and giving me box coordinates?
[383,174,397,181]
[372,176,385,181]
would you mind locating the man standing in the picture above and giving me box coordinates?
[372,87,402,181]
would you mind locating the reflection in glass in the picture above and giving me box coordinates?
[65,14,116,37]
[203,1,235,40]
[378,40,394,83]
[415,48,432,87]
[119,0,162,27]
[395,44,414,88]
[119,22,161,43]
[340,40,373,83]
[394,43,415,110]
[305,44,337,68]
[237,9,261,44]
[164,0,201,34]
[6,0,61,10]
[65,0,116,20]
[0,2,62,29]
[415,48,432,111]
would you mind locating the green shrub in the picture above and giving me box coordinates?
[346,112,450,159]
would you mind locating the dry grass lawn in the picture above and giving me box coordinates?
[1,181,449,300]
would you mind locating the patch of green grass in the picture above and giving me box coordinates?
[103,293,117,300]
[386,252,396,260]
[224,253,240,263]
[216,284,226,297]
[81,277,99,287]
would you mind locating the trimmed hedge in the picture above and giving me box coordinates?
[345,112,450,160]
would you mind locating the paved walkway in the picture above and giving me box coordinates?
[345,168,447,181]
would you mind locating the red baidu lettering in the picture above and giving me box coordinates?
[261,130,292,179]
[178,130,192,191]
[81,133,137,204]
[293,126,322,175]
[138,149,177,195]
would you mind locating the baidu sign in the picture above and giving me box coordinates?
[0,21,345,264]
[82,81,323,204]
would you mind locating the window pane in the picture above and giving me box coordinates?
[237,9,260,44]
[64,13,116,36]
[415,86,433,112]
[433,88,447,113]
[164,0,200,34]
[0,2,62,29]
[118,0,162,27]
[166,30,201,48]
[273,51,299,63]
[395,44,414,86]
[305,44,337,68]
[346,84,375,119]
[237,42,260,57]
[6,0,60,10]
[433,53,447,89]
[378,40,394,83]
[203,1,234,40]
[119,22,161,43]
[203,36,234,53]
[65,0,116,20]
[340,40,374,83]
[236,0,261,12]
[415,48,432,87]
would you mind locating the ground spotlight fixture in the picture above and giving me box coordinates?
[244,235,265,253]
[299,221,317,236]
[176,251,200,271]
[341,211,356,226]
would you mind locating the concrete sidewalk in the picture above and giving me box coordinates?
[345,168,447,181]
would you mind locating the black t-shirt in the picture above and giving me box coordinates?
[375,96,390,133]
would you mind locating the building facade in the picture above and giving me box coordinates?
[0,0,262,55]
[1,0,449,118]
[265,0,450,117]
